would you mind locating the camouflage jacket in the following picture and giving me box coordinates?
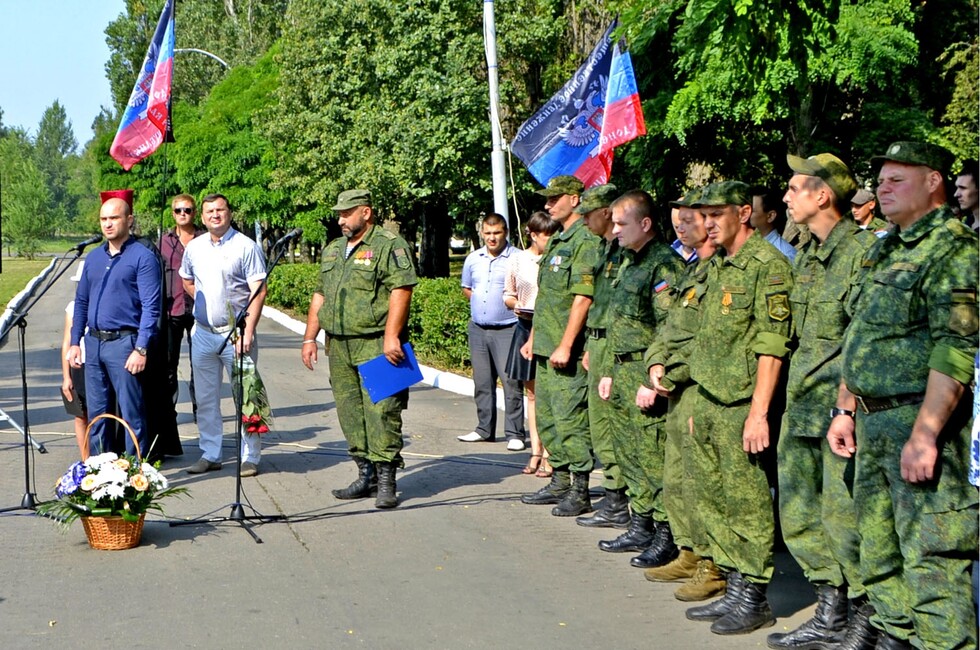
[585,238,622,331]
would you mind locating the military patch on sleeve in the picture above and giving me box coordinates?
[581,273,594,286]
[657,292,673,309]
[949,288,979,336]
[393,248,411,270]
[766,293,791,322]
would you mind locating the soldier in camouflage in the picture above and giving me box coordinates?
[683,181,793,635]
[767,153,877,650]
[520,175,601,517]
[829,142,979,650]
[301,189,418,510]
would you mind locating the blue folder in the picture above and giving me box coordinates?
[357,342,424,403]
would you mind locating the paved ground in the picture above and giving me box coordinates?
[0,262,813,649]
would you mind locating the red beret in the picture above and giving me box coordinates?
[99,189,134,211]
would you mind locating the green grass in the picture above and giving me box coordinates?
[0,259,49,311]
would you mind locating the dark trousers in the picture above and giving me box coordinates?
[467,320,525,441]
[84,334,148,457]
[166,313,196,414]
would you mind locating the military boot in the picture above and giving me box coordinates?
[874,633,912,650]
[675,558,727,601]
[521,469,570,505]
[576,488,629,528]
[766,584,848,649]
[644,548,699,582]
[552,471,591,516]
[686,570,742,621]
[374,462,398,509]
[630,520,679,568]
[837,598,878,650]
[710,578,775,635]
[597,513,654,553]
[331,456,377,500]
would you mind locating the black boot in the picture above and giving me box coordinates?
[521,469,570,505]
[576,488,629,528]
[332,456,377,499]
[598,513,654,553]
[875,633,912,650]
[374,462,398,509]
[838,598,879,650]
[687,571,743,621]
[766,584,848,649]
[552,472,592,516]
[711,578,775,635]
[630,520,680,568]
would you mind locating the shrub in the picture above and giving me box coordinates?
[266,263,319,315]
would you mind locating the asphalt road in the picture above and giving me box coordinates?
[0,261,812,649]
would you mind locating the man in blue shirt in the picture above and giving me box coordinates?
[750,189,797,262]
[68,190,162,457]
[458,213,527,450]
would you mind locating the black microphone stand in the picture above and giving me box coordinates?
[0,247,90,512]
[170,236,294,542]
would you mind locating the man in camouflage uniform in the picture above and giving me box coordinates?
[828,142,979,650]
[643,188,727,602]
[302,189,418,509]
[850,188,889,236]
[767,153,877,650]
[574,183,630,529]
[520,175,601,517]
[594,190,685,569]
[683,181,793,635]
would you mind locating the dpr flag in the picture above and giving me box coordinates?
[511,20,646,188]
[109,0,175,170]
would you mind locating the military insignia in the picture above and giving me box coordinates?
[393,248,411,269]
[721,291,732,315]
[657,292,672,309]
[768,275,785,286]
[550,255,563,271]
[581,273,594,286]
[767,293,791,322]
[890,262,919,272]
[654,280,670,293]
[605,261,613,278]
[949,304,979,336]
[682,287,696,307]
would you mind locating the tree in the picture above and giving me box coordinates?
[0,132,54,258]
[34,101,79,232]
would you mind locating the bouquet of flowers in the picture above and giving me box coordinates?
[233,352,273,435]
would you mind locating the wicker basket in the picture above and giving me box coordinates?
[81,513,145,550]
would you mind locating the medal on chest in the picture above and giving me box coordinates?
[353,249,374,266]
[721,291,732,315]
[550,255,562,271]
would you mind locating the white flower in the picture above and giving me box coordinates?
[85,452,118,469]
[141,464,168,490]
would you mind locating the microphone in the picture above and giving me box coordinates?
[272,228,303,248]
[71,234,103,252]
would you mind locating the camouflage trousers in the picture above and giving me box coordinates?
[587,337,624,490]
[535,356,593,473]
[854,401,978,649]
[664,383,705,553]
[690,388,774,583]
[609,357,667,520]
[776,430,864,596]
[327,335,408,466]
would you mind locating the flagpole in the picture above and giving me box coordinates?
[483,0,509,223]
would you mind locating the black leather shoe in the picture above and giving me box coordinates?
[837,598,879,650]
[374,462,398,509]
[552,472,591,516]
[576,488,629,528]
[711,578,775,635]
[598,513,654,553]
[332,456,377,499]
[767,584,847,649]
[630,520,679,568]
[521,470,570,505]
[687,571,742,621]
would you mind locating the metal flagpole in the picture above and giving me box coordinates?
[483,0,510,223]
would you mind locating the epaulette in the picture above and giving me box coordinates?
[945,218,977,239]
[375,228,398,240]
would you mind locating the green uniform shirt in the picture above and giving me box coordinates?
[860,216,890,237]
[532,218,600,357]
[645,255,713,392]
[316,224,418,336]
[585,238,622,330]
[689,231,794,404]
[606,239,684,355]
[842,206,979,397]
[785,220,876,437]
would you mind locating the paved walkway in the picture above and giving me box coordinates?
[0,263,811,648]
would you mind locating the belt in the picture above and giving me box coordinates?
[195,320,234,335]
[90,328,136,342]
[613,351,644,364]
[475,322,515,330]
[587,327,606,340]
[855,393,924,414]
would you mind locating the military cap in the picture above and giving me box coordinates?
[573,183,620,214]
[535,175,585,197]
[332,189,372,211]
[871,141,954,176]
[693,180,752,208]
[787,152,859,203]
[851,189,875,205]
[669,187,702,208]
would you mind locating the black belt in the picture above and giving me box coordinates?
[855,393,924,414]
[90,328,136,342]
[613,351,644,364]
[587,327,606,340]
[475,322,515,330]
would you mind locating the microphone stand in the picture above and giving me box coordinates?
[0,248,89,512]
[170,237,294,542]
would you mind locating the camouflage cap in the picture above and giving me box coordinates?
[851,189,875,205]
[332,189,372,211]
[870,141,954,176]
[692,180,752,208]
[573,183,620,214]
[535,175,585,197]
[787,152,858,203]
[669,187,702,208]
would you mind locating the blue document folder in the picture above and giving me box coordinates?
[357,343,423,403]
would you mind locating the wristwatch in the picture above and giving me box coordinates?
[830,407,855,419]
[134,346,148,357]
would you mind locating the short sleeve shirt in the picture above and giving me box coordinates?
[461,244,517,326]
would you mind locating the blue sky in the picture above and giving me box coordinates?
[0,0,126,146]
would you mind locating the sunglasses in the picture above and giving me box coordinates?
[173,207,194,215]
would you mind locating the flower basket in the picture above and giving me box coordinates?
[81,513,146,550]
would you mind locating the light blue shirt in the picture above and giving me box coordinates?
[461,243,517,326]
[765,229,797,262]
[671,238,699,264]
